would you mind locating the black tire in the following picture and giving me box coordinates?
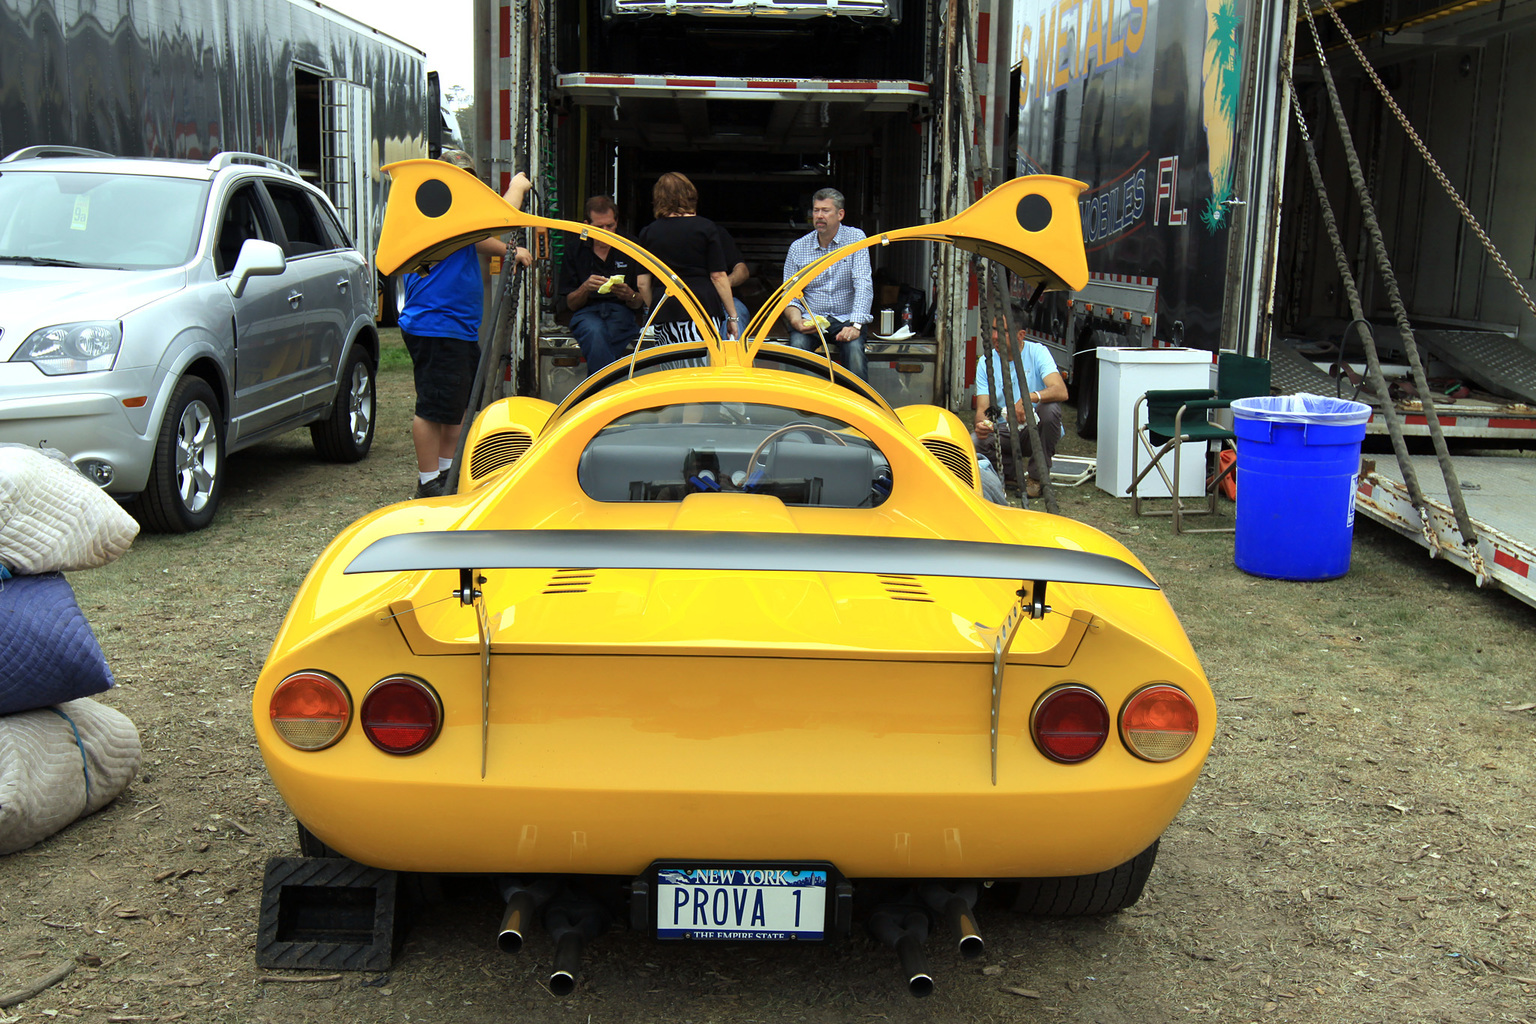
[1009,839,1159,916]
[310,345,377,462]
[297,821,344,859]
[136,376,224,533]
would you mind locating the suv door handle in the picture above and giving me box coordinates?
[335,277,350,290]
[287,291,303,307]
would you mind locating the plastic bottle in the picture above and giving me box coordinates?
[901,303,912,329]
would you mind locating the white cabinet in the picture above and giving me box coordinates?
[1096,347,1212,498]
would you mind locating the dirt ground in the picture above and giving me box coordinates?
[3,343,1534,1024]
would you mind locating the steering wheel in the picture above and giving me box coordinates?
[744,422,848,486]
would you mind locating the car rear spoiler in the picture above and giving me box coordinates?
[345,529,1156,594]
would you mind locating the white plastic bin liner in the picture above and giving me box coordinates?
[1230,395,1372,426]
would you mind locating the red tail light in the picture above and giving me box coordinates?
[1031,685,1109,763]
[270,671,351,750]
[360,676,442,755]
[1120,684,1199,761]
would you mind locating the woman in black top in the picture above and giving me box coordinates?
[636,172,737,345]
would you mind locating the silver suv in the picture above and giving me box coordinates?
[0,148,377,531]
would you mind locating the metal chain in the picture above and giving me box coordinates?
[1302,8,1481,553]
[1285,70,1439,553]
[1322,3,1536,320]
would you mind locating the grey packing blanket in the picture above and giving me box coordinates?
[0,697,141,855]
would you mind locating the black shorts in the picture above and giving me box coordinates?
[403,332,480,424]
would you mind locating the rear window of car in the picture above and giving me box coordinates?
[578,402,892,507]
[0,170,208,269]
[264,181,343,256]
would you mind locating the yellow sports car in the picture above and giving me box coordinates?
[252,163,1214,996]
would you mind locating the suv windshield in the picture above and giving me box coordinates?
[0,170,209,270]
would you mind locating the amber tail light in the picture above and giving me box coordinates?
[361,676,442,755]
[1120,684,1199,762]
[1031,685,1109,763]
[270,672,351,751]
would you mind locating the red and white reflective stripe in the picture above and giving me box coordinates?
[557,72,929,96]
[1088,272,1158,286]
[1494,548,1531,578]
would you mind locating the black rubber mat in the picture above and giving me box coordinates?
[256,856,396,971]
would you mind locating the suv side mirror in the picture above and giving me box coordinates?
[228,239,287,298]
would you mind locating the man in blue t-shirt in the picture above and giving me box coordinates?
[399,155,531,498]
[972,310,1068,505]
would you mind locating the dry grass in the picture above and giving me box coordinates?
[1,338,1532,1023]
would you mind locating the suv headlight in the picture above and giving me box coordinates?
[13,322,122,375]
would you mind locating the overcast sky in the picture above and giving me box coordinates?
[320,0,476,102]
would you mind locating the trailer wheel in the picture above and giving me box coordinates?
[311,345,377,462]
[1006,839,1159,916]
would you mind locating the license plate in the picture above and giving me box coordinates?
[655,866,828,940]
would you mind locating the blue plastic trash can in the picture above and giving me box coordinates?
[1230,395,1373,581]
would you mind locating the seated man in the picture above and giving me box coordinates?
[781,187,873,378]
[560,195,643,376]
[972,309,1068,505]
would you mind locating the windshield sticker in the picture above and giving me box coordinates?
[71,195,90,231]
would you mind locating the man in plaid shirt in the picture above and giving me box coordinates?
[781,188,873,379]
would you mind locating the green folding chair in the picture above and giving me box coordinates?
[1127,353,1270,534]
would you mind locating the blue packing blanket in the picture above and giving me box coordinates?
[0,572,115,715]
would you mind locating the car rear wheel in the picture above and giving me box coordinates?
[1007,839,1159,916]
[136,376,224,533]
[310,345,376,462]
[297,821,343,859]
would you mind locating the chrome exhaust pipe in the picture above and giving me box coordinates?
[548,931,583,996]
[946,895,984,959]
[497,889,535,954]
[868,906,934,998]
[543,899,609,997]
[495,877,557,956]
[922,882,983,958]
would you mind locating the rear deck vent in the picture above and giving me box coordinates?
[878,574,932,603]
[921,438,974,488]
[470,429,533,480]
[543,569,595,595]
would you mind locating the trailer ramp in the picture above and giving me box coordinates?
[1356,454,1536,612]
[1413,330,1536,405]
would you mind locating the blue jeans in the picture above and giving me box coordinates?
[788,317,868,379]
[570,303,640,377]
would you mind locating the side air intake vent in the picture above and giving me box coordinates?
[543,570,595,595]
[470,430,533,480]
[878,574,932,603]
[921,438,975,488]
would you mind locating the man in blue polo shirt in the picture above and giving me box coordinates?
[972,308,1068,504]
